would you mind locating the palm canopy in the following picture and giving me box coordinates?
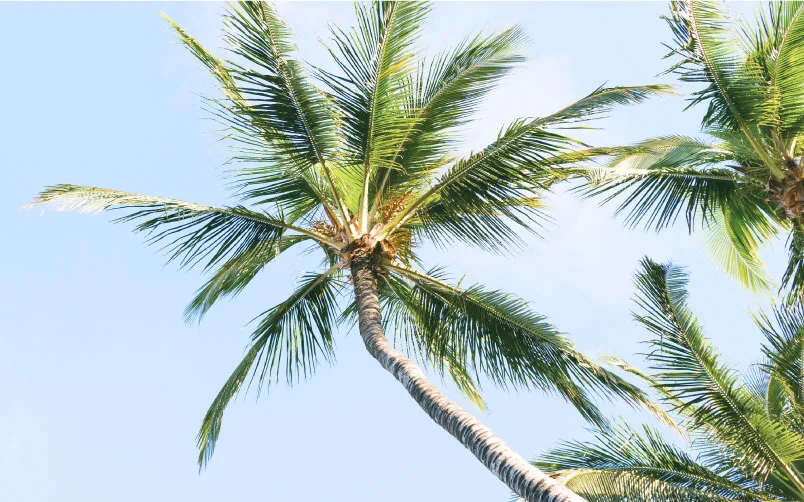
[573,0,804,297]
[536,258,804,501]
[29,1,667,467]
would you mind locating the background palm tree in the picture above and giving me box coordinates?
[535,257,804,501]
[27,2,668,500]
[572,0,804,298]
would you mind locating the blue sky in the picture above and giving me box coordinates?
[0,2,785,501]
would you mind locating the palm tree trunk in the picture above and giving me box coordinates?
[349,251,585,502]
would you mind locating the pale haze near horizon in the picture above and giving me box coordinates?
[0,2,784,501]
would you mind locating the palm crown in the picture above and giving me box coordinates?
[29,2,668,496]
[537,258,804,501]
[576,0,804,297]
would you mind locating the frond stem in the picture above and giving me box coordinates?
[358,3,401,235]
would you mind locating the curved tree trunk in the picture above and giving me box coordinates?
[349,251,586,502]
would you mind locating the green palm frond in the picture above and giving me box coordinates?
[703,204,779,292]
[197,265,343,466]
[535,85,675,128]
[536,422,757,502]
[161,12,246,106]
[411,195,551,254]
[776,7,804,138]
[376,281,488,410]
[222,3,349,223]
[405,26,526,161]
[576,136,742,232]
[26,185,341,269]
[664,1,757,129]
[753,1,804,136]
[228,163,329,222]
[634,258,804,488]
[601,355,689,433]
[164,5,346,226]
[380,86,668,248]
[440,350,489,411]
[545,471,738,502]
[380,122,576,249]
[783,221,804,300]
[165,4,336,168]
[664,0,779,175]
[705,130,769,170]
[538,259,804,501]
[185,234,312,324]
[756,302,804,415]
[319,1,429,232]
[569,2,804,298]
[223,2,337,168]
[385,264,661,427]
[195,342,261,469]
[371,26,528,206]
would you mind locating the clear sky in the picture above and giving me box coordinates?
[1,2,784,501]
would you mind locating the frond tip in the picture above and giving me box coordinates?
[27,184,297,270]
[536,84,676,127]
[28,184,203,214]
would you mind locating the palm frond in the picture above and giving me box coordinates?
[536,422,757,502]
[783,221,804,300]
[385,264,661,427]
[634,258,804,486]
[222,2,349,221]
[318,1,429,232]
[196,341,262,469]
[382,85,670,245]
[26,185,342,269]
[703,204,778,292]
[756,302,804,414]
[762,2,804,136]
[535,85,674,128]
[391,27,528,186]
[223,2,337,168]
[663,0,780,175]
[374,281,487,410]
[197,265,343,467]
[538,258,804,501]
[380,122,577,249]
[369,26,529,212]
[161,12,246,105]
[410,195,551,254]
[228,163,328,222]
[164,7,343,222]
[576,136,741,232]
[185,234,312,324]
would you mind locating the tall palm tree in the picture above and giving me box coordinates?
[573,0,804,298]
[535,257,804,501]
[27,2,667,500]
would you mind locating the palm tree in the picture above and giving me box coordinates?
[535,257,804,501]
[572,0,804,298]
[27,2,667,500]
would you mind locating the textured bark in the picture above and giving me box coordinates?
[768,161,804,218]
[349,248,586,502]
